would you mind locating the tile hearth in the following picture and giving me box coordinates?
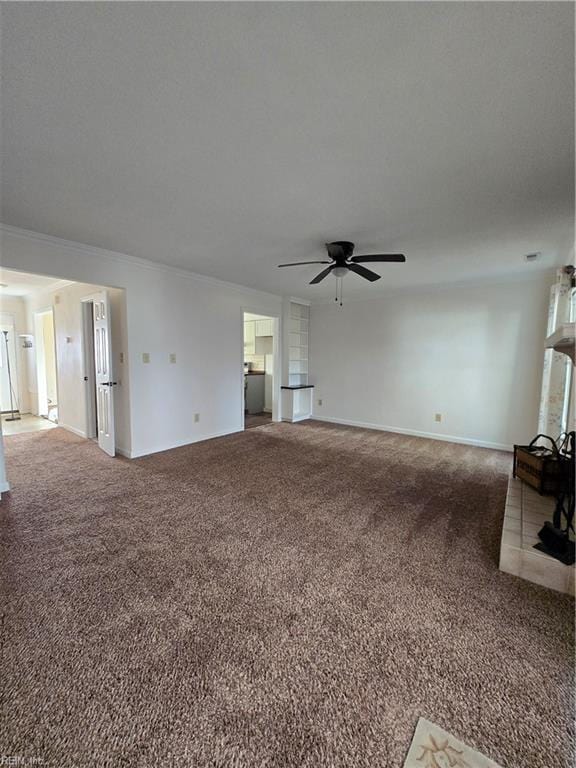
[500,474,575,595]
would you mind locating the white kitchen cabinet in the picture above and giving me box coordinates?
[244,320,256,355]
[255,318,273,337]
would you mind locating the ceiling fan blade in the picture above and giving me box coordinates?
[347,263,381,282]
[310,266,334,284]
[350,254,406,263]
[278,260,331,267]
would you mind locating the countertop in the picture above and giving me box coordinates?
[244,370,265,375]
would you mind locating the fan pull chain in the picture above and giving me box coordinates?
[333,278,344,306]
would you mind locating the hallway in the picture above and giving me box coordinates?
[1,413,58,436]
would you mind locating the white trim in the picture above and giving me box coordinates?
[0,223,283,302]
[0,481,10,494]
[80,297,98,440]
[241,307,282,427]
[282,414,311,423]
[115,446,132,459]
[312,415,513,452]
[59,422,87,439]
[33,307,57,419]
[129,427,243,459]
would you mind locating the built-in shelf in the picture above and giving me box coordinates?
[545,323,575,364]
[287,301,309,387]
[283,301,312,419]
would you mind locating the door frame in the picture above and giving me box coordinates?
[33,307,58,419]
[81,292,117,455]
[240,308,281,429]
[80,297,98,439]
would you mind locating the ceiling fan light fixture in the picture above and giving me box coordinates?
[332,266,348,278]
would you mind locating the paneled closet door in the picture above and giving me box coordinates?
[92,291,115,457]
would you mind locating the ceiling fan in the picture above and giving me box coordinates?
[278,241,406,284]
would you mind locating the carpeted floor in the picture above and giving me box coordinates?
[1,422,573,767]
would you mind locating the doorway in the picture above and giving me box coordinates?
[0,268,124,453]
[34,309,58,423]
[243,312,278,429]
[81,292,116,457]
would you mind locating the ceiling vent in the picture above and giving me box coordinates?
[524,252,541,263]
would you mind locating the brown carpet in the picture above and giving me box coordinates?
[1,422,573,767]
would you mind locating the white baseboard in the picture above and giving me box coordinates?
[282,415,312,423]
[0,481,10,494]
[59,423,87,439]
[129,427,243,459]
[312,415,513,452]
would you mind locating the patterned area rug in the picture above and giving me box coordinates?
[404,718,504,768]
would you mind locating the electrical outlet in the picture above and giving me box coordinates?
[435,413,442,422]
[119,352,124,364]
[169,353,177,364]
[142,352,150,364]
[318,398,323,406]
[194,413,200,423]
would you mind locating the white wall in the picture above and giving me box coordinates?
[41,311,58,407]
[1,226,284,457]
[0,295,30,413]
[310,276,551,450]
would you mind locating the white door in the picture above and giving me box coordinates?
[93,291,115,457]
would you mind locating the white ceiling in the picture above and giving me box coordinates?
[1,3,573,299]
[0,269,68,297]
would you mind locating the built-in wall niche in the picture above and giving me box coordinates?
[288,302,309,386]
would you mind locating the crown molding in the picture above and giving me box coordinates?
[0,223,282,302]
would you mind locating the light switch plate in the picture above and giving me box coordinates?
[194,413,200,423]
[142,352,150,364]
[120,352,124,364]
[435,413,442,422]
[169,353,176,364]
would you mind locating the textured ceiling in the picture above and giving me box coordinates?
[0,268,67,297]
[1,2,574,298]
